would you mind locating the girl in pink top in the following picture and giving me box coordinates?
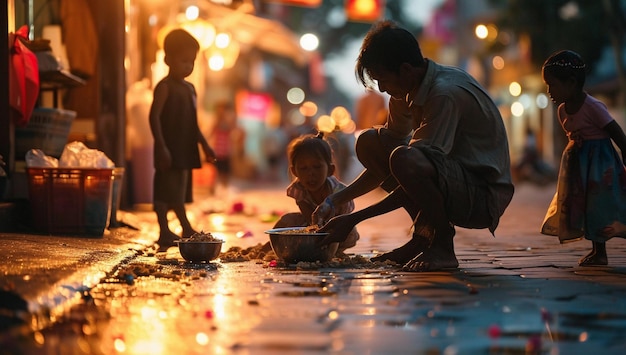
[541,50,626,266]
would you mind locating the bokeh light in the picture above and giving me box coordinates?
[288,108,306,126]
[509,82,522,97]
[185,6,199,21]
[215,33,230,48]
[536,93,550,109]
[316,115,336,133]
[330,106,351,129]
[519,94,532,109]
[287,87,306,105]
[300,33,319,51]
[299,101,318,117]
[208,55,225,71]
[511,101,524,117]
[475,24,488,39]
[492,56,504,70]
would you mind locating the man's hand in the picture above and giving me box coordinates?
[316,214,355,246]
[312,197,334,226]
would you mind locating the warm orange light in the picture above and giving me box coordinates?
[157,20,216,50]
[265,0,322,7]
[206,39,240,71]
[299,101,318,117]
[182,20,216,49]
[345,0,384,23]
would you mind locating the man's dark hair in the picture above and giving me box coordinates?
[355,20,425,88]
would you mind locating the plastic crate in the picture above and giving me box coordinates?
[26,168,115,237]
[108,167,125,228]
[15,108,76,159]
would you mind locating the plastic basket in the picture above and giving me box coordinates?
[108,167,125,228]
[26,167,115,237]
[15,108,76,159]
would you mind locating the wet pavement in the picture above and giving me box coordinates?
[2,179,626,354]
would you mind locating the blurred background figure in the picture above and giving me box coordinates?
[344,89,389,182]
[354,89,388,131]
[262,125,289,183]
[513,127,557,185]
[208,100,245,196]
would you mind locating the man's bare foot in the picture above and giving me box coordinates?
[401,245,459,272]
[371,224,455,265]
[370,237,430,264]
[156,231,180,252]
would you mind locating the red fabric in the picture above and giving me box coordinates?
[9,26,40,127]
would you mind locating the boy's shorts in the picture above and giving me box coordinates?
[153,169,190,206]
[417,146,492,230]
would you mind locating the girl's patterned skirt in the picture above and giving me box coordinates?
[542,138,626,243]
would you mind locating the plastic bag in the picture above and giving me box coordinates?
[9,25,40,127]
[59,141,115,168]
[25,149,59,167]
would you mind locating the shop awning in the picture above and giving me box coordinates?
[198,2,309,66]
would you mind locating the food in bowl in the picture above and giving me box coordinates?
[176,231,224,263]
[265,227,338,264]
[273,225,320,234]
[184,231,222,242]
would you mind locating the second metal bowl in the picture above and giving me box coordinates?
[265,227,338,263]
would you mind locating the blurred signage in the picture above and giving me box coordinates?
[345,0,385,22]
[236,90,273,122]
[266,0,322,7]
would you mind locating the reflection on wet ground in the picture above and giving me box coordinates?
[3,183,626,354]
[6,249,626,354]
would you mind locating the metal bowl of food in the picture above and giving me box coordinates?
[265,227,338,264]
[176,232,224,263]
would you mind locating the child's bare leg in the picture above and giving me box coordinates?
[172,203,198,238]
[155,202,180,251]
[579,241,608,266]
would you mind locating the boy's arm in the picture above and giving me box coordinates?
[149,83,171,170]
[197,122,216,163]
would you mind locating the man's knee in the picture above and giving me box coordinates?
[355,129,380,160]
[355,128,388,170]
[389,146,433,179]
